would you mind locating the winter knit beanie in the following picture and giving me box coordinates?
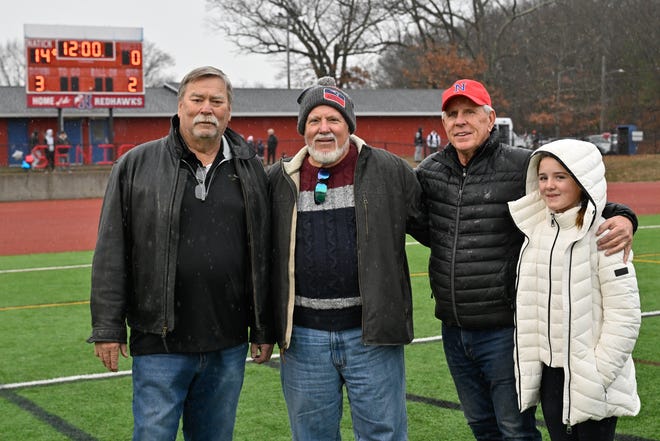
[296,77,356,135]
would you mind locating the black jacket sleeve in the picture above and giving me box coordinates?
[603,202,638,233]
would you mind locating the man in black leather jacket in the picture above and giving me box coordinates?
[88,66,273,441]
[414,79,636,441]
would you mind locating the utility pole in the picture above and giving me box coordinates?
[286,15,291,89]
[599,55,625,133]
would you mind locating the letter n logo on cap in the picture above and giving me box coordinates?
[455,83,466,92]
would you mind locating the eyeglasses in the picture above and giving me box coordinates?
[314,168,330,205]
[194,166,207,201]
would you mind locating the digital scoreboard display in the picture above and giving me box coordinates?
[25,24,145,108]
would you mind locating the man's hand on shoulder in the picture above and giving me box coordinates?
[597,215,633,262]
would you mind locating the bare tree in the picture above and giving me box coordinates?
[142,41,177,87]
[205,0,403,88]
[390,0,554,79]
[497,0,659,137]
[0,39,25,86]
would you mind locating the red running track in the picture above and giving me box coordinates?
[1,182,658,256]
[1,198,102,256]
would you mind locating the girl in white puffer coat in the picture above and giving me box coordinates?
[508,139,640,440]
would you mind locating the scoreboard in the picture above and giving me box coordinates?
[25,24,145,108]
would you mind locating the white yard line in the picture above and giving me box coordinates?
[0,264,91,274]
[1,225,658,273]
[3,318,659,391]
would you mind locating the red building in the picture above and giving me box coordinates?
[0,85,447,167]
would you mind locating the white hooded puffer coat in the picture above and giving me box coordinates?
[508,139,640,427]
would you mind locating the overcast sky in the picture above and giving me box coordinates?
[2,0,282,87]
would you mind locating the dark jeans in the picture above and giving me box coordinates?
[267,148,277,164]
[541,364,618,441]
[45,149,55,171]
[442,324,541,441]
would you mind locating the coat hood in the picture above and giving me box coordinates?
[525,139,607,225]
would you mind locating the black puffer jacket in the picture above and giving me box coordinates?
[89,116,273,346]
[415,130,528,329]
[415,130,637,330]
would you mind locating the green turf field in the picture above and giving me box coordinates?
[1,215,658,440]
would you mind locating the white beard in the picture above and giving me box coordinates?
[308,137,350,165]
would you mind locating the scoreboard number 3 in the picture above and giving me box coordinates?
[35,75,45,92]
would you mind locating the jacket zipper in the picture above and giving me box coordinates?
[235,159,261,332]
[362,194,368,237]
[161,157,182,353]
[283,165,299,348]
[547,213,560,366]
[550,212,577,432]
[181,158,225,201]
[514,234,530,410]
[354,154,368,336]
[450,166,467,327]
[565,241,577,432]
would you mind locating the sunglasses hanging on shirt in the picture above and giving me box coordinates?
[314,168,330,205]
[194,165,207,201]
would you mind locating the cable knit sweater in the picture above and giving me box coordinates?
[508,139,641,426]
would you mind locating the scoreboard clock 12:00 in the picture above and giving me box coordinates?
[25,24,145,109]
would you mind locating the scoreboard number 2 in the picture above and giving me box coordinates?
[128,77,138,92]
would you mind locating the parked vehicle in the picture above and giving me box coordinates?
[495,117,532,149]
[585,133,616,155]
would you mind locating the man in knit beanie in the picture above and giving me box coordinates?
[296,76,356,135]
[267,77,427,440]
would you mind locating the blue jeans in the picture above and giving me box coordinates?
[132,344,247,441]
[281,326,407,441]
[442,324,541,441]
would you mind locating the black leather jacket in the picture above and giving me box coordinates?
[415,130,637,330]
[268,136,425,348]
[89,116,273,346]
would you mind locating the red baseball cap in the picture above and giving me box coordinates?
[442,79,492,110]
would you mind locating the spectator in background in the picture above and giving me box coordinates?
[30,130,39,149]
[256,138,265,162]
[414,127,424,162]
[532,129,540,149]
[426,129,441,155]
[88,66,273,441]
[55,130,71,172]
[44,128,55,172]
[267,128,278,165]
[25,130,40,169]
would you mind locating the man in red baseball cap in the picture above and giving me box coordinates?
[412,79,637,440]
[441,79,492,111]
[439,79,495,165]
